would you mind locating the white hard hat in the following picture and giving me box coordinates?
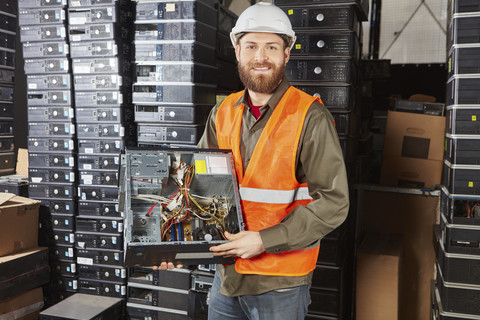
[230,2,296,50]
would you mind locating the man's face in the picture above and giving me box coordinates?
[236,32,290,94]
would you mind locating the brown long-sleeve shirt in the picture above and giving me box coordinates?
[197,77,350,297]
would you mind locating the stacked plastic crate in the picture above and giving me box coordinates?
[18,0,79,306]
[434,1,480,319]
[133,0,218,147]
[273,1,368,319]
[67,0,135,301]
[0,1,16,177]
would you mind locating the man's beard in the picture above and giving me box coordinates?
[238,61,285,94]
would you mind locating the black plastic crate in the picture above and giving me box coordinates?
[441,211,480,256]
[446,107,480,134]
[437,234,480,285]
[447,76,480,105]
[432,282,479,320]
[443,160,480,196]
[437,262,480,315]
[449,15,480,49]
[291,31,360,59]
[286,58,357,83]
[448,0,480,20]
[445,134,480,165]
[448,46,480,78]
[441,186,480,225]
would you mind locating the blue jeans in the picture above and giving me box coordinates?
[207,271,311,320]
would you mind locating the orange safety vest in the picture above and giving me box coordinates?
[215,86,322,277]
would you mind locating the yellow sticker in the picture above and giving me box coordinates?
[448,57,451,73]
[166,3,175,12]
[469,181,474,188]
[295,44,301,49]
[288,9,294,15]
[195,160,207,174]
[473,115,477,121]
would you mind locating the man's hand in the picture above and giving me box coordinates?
[209,231,265,259]
[152,262,183,271]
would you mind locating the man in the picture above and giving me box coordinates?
[160,2,349,319]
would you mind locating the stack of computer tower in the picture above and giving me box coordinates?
[360,59,391,183]
[0,1,16,177]
[18,0,79,306]
[273,1,368,319]
[67,0,134,301]
[434,1,480,319]
[133,0,218,147]
[215,3,241,95]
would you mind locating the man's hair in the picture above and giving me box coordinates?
[236,32,290,50]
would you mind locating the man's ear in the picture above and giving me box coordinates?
[284,47,290,64]
[235,44,241,62]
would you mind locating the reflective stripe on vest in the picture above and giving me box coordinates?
[240,186,313,204]
[215,86,323,277]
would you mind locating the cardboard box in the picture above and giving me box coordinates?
[0,287,44,320]
[0,194,41,257]
[0,247,50,301]
[380,155,443,189]
[383,110,446,161]
[356,234,403,320]
[359,188,439,320]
